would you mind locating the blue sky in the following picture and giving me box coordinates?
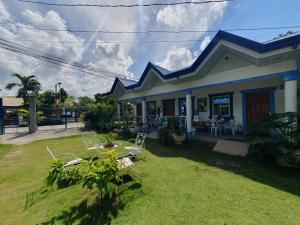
[0,0,299,97]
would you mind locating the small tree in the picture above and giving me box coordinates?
[82,150,120,199]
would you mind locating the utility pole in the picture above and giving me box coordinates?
[55,82,62,108]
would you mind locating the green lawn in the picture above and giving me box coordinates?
[1,135,300,225]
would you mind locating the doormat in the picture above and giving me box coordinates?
[213,140,249,157]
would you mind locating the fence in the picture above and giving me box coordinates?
[0,105,88,134]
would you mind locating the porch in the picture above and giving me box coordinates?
[117,70,299,141]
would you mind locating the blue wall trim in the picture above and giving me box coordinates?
[240,86,276,137]
[283,70,299,81]
[106,28,300,95]
[208,92,234,119]
[120,70,293,102]
[185,89,193,95]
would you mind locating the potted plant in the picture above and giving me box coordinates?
[172,127,186,145]
[100,133,116,149]
[172,117,186,145]
[129,122,139,134]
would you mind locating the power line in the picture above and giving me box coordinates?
[15,0,230,7]
[0,38,127,80]
[3,38,211,44]
[3,23,300,34]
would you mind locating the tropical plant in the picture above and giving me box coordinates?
[18,109,46,125]
[5,74,41,105]
[173,117,186,136]
[82,150,121,199]
[248,112,300,167]
[99,133,117,148]
[45,160,82,188]
[84,96,117,131]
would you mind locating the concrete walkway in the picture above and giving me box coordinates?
[0,128,93,145]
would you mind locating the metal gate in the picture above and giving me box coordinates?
[0,105,87,134]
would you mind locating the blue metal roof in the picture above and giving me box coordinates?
[105,30,300,95]
[118,78,138,87]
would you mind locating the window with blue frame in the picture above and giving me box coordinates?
[209,92,233,118]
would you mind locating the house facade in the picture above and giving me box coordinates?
[104,31,300,137]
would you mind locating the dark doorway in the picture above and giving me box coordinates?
[163,99,175,116]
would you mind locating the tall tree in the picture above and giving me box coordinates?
[38,90,56,107]
[58,88,68,104]
[5,74,41,105]
[78,96,94,109]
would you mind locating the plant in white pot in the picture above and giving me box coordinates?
[129,125,139,134]
[172,117,186,145]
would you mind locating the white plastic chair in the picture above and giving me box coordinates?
[224,119,236,136]
[47,146,82,168]
[124,132,147,157]
[210,120,222,136]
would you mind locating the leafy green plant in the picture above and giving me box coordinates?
[173,117,186,136]
[46,160,82,188]
[248,112,300,167]
[18,108,46,125]
[99,133,117,148]
[159,127,173,146]
[82,150,121,199]
[84,96,117,131]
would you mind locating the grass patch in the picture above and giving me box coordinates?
[0,135,300,224]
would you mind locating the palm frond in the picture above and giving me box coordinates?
[5,82,19,90]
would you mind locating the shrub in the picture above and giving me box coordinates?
[248,112,300,167]
[46,160,82,188]
[158,127,173,146]
[84,96,117,132]
[82,150,121,199]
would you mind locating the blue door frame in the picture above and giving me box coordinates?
[240,87,276,137]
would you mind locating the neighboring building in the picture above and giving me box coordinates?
[1,97,24,108]
[104,31,300,137]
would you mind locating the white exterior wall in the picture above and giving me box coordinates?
[118,60,295,101]
[142,77,284,127]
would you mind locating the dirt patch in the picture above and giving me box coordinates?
[3,149,24,159]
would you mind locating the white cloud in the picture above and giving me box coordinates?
[156,46,194,71]
[156,6,188,27]
[156,2,228,29]
[0,0,228,96]
[157,35,212,71]
[194,36,211,56]
[92,41,135,78]
[200,36,211,51]
[0,1,10,22]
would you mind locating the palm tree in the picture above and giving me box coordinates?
[6,74,41,105]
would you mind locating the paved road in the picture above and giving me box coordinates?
[0,127,92,145]
[4,122,84,134]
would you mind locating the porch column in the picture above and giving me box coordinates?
[186,90,192,138]
[133,103,137,121]
[142,98,147,124]
[117,103,121,120]
[283,71,299,112]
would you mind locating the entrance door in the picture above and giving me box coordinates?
[246,91,270,128]
[163,99,175,116]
